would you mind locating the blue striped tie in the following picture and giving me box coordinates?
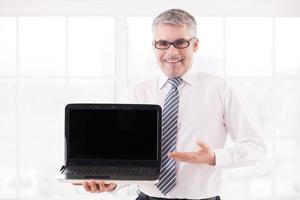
[156,77,182,195]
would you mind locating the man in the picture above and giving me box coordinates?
[78,9,267,200]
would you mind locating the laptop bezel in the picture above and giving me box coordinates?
[64,103,161,168]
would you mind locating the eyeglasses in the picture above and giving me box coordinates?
[153,37,196,50]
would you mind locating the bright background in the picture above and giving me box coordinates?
[1,0,300,199]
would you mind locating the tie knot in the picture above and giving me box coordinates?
[168,77,182,88]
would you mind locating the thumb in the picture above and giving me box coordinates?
[107,183,117,191]
[197,139,210,150]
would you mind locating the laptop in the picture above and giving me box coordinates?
[57,103,162,184]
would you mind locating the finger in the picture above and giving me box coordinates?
[98,181,105,192]
[169,152,196,163]
[197,139,210,150]
[111,183,117,190]
[83,182,91,192]
[90,181,99,193]
[106,183,117,191]
[196,145,203,152]
[95,180,104,192]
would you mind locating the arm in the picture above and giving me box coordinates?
[170,80,267,168]
[214,80,267,168]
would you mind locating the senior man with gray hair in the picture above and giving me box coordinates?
[76,8,267,200]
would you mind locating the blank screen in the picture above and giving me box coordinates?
[68,109,158,160]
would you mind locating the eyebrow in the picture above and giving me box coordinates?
[155,38,187,42]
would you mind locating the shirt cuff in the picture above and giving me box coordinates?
[214,148,232,168]
[109,183,129,193]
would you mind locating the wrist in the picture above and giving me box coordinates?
[207,151,216,166]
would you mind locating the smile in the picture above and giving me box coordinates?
[165,59,183,63]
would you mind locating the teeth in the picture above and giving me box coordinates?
[166,60,181,63]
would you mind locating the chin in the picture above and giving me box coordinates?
[166,71,183,78]
[160,65,185,77]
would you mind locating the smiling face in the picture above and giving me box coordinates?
[153,24,199,78]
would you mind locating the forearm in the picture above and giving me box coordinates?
[214,137,267,168]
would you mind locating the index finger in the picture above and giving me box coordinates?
[169,151,197,162]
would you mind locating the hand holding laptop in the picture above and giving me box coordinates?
[73,180,117,193]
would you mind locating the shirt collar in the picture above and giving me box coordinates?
[159,73,169,89]
[158,68,197,89]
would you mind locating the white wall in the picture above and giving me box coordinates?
[1,0,300,16]
[0,0,300,200]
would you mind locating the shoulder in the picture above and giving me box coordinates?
[121,77,159,103]
[193,72,227,89]
[128,77,159,93]
[197,72,224,82]
[191,72,238,102]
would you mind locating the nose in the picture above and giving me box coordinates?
[165,44,179,55]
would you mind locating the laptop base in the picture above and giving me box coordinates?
[56,174,158,184]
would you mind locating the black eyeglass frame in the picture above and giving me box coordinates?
[153,37,196,50]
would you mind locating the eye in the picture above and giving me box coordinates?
[156,40,169,48]
[174,39,188,48]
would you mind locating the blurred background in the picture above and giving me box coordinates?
[0,0,300,199]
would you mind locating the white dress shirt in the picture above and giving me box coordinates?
[121,69,267,199]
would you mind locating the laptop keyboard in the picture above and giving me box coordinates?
[64,166,157,177]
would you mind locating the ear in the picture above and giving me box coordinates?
[152,41,158,52]
[193,38,199,52]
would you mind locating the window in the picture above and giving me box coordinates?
[1,2,300,199]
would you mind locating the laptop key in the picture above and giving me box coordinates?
[65,166,157,177]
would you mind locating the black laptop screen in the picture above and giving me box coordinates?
[68,108,159,161]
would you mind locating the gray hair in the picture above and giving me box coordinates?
[152,9,197,36]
